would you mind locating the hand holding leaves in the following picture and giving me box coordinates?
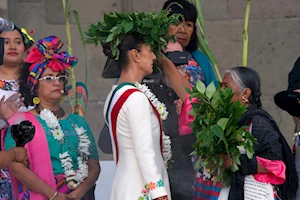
[188,80,257,185]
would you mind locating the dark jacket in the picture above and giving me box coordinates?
[228,106,298,200]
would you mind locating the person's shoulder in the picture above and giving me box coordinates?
[191,49,208,59]
[251,113,279,138]
[191,49,211,66]
[126,90,147,101]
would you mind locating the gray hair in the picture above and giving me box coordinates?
[225,68,247,92]
[224,67,262,107]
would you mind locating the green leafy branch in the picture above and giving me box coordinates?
[243,0,251,66]
[84,10,179,60]
[187,80,257,184]
[192,0,222,81]
[62,0,89,114]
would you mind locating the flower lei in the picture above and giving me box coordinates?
[133,81,172,167]
[40,109,91,190]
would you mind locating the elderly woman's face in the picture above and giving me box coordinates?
[37,67,67,103]
[168,21,194,49]
[222,73,245,103]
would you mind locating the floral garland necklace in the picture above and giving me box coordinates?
[39,109,91,190]
[133,81,172,167]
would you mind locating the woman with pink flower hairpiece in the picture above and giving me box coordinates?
[4,36,100,200]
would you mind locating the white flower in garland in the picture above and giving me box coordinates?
[51,128,64,141]
[134,81,172,167]
[294,132,300,148]
[40,109,91,190]
[40,109,60,128]
[294,132,300,140]
[134,81,169,120]
[162,132,172,165]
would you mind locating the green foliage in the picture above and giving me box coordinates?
[189,80,257,185]
[191,0,222,81]
[71,10,88,85]
[84,10,179,60]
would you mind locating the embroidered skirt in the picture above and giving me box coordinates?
[0,168,13,200]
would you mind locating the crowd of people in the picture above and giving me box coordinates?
[0,0,299,199]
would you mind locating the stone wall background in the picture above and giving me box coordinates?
[1,0,300,160]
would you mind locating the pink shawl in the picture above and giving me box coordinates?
[179,93,196,135]
[254,156,286,185]
[7,112,56,200]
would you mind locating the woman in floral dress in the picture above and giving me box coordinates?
[0,26,34,200]
[4,36,100,200]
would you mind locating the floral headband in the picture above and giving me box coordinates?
[25,35,78,92]
[20,28,34,51]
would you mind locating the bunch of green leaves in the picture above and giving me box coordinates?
[84,10,179,60]
[188,80,257,184]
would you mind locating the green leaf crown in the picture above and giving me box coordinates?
[84,10,179,60]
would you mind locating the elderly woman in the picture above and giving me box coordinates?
[146,1,217,199]
[160,53,297,199]
[219,67,296,200]
[4,36,100,200]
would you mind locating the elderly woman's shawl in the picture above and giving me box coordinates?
[228,106,298,200]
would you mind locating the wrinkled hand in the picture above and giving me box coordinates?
[13,147,28,166]
[221,154,232,169]
[174,99,183,115]
[0,93,24,120]
[66,190,84,200]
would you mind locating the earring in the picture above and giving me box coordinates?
[33,97,40,105]
[242,96,249,103]
[137,60,140,63]
[60,97,64,103]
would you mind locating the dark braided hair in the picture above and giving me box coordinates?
[225,67,262,108]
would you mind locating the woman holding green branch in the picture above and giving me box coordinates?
[159,57,297,199]
[153,0,217,199]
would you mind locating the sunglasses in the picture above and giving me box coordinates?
[38,75,68,83]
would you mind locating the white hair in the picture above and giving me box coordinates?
[225,68,247,92]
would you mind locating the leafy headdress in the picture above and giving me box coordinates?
[85,10,179,60]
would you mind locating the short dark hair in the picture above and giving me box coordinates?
[226,67,262,108]
[162,0,199,51]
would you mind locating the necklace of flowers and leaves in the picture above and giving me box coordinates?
[39,108,91,190]
[133,81,172,168]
